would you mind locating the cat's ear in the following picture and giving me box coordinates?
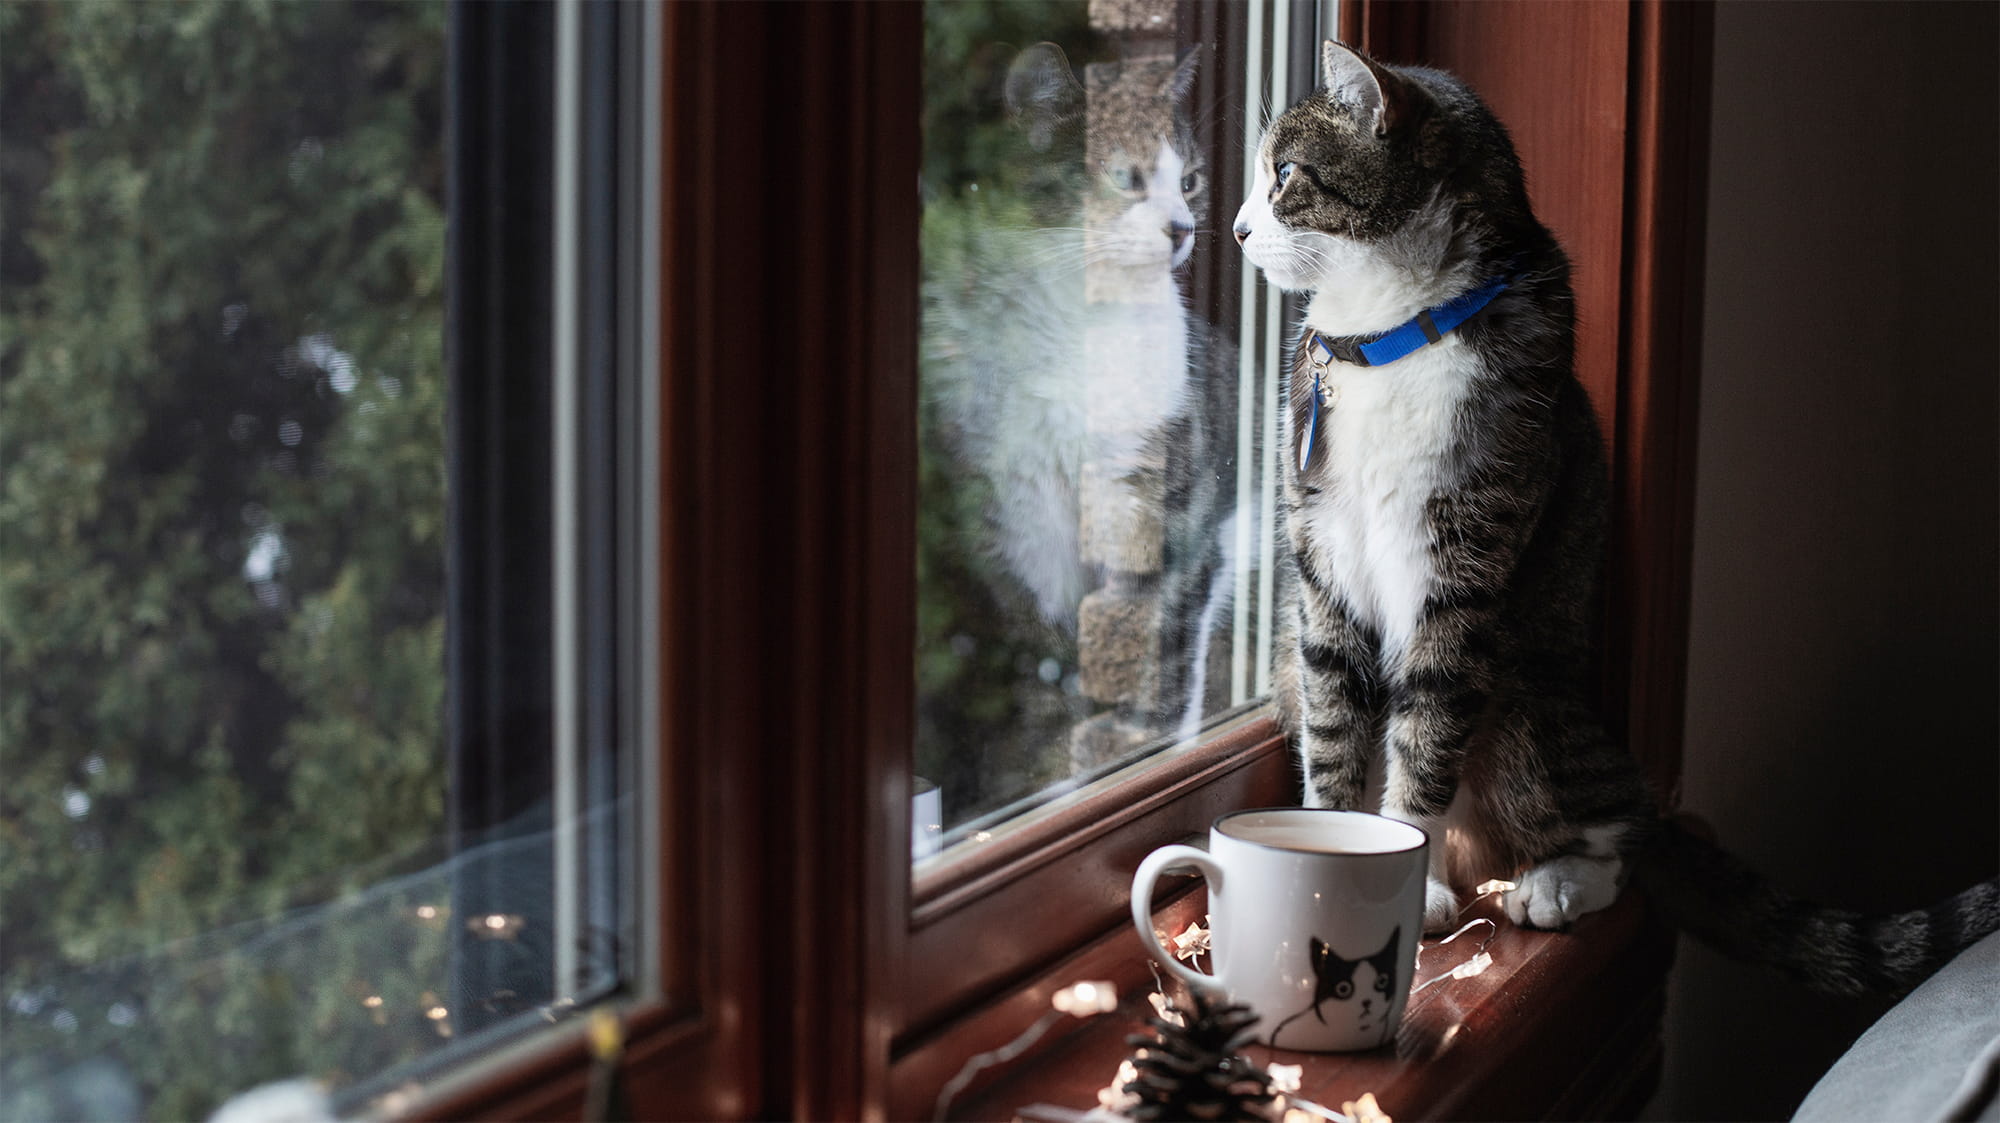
[1310,936,1329,964]
[1319,41,1405,136]
[1169,45,1203,105]
[1006,42,1085,152]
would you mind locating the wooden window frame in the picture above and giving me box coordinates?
[409,0,1710,1118]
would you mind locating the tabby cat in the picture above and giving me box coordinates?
[1233,40,1998,994]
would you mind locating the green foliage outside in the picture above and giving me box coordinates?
[1,2,451,1117]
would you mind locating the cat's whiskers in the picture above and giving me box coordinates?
[1292,241,1336,267]
[1284,241,1340,282]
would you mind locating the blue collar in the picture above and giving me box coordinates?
[1304,272,1512,369]
[1295,271,1513,472]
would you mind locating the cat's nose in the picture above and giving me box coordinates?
[1167,220,1193,245]
[1232,222,1250,246]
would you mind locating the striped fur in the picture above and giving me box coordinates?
[1638,821,2000,997]
[1240,42,1999,993]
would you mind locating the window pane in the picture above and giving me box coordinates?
[916,0,1281,855]
[0,4,631,1116]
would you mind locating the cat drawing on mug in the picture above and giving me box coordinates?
[1269,927,1401,1051]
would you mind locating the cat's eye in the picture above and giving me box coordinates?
[1180,169,1202,194]
[1375,974,1392,993]
[1274,161,1295,189]
[1109,164,1145,194]
[1333,979,1354,1000]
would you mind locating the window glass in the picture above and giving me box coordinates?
[0,4,632,1116]
[916,0,1286,856]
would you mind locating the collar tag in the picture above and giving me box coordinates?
[1299,369,1322,471]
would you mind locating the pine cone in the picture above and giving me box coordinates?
[1121,990,1275,1122]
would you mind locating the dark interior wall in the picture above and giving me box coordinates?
[1661,2,2000,1118]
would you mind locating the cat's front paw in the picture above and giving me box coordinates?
[1300,774,1363,811]
[1423,875,1460,934]
[1503,855,1622,929]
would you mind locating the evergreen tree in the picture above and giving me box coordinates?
[1,3,448,1116]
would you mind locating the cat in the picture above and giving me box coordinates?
[1233,39,1999,995]
[1268,927,1402,1051]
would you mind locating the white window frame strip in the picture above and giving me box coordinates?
[1232,0,1297,705]
[621,0,664,1000]
[1230,0,1265,707]
[552,0,663,1005]
[551,0,584,1002]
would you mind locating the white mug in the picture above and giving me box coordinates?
[1130,808,1428,1052]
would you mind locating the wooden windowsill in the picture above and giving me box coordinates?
[949,889,1675,1122]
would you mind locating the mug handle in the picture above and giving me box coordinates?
[1130,844,1227,994]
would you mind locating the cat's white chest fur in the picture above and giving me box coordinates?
[1297,335,1476,664]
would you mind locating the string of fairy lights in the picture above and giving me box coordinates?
[342,906,534,1043]
[202,880,1527,1120]
[933,878,1525,1123]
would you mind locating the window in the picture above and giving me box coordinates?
[3,0,1709,1116]
[0,3,656,1116]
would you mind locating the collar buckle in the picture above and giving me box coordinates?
[1309,331,1372,369]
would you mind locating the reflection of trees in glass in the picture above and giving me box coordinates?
[1,2,447,1117]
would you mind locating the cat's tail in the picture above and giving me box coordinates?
[1629,817,2000,997]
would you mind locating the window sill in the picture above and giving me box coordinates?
[897,715,1295,1046]
[949,888,1675,1122]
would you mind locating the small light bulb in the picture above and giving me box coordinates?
[466,913,524,940]
[1266,1062,1303,1094]
[376,1086,421,1115]
[1051,980,1117,1015]
[1450,951,1494,980]
[1098,1059,1142,1111]
[1342,1091,1393,1123]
